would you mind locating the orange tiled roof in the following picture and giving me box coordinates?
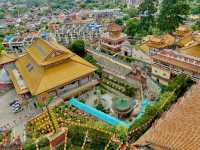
[132,82,200,150]
[142,34,175,49]
[107,23,122,32]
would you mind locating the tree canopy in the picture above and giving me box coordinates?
[126,6,138,18]
[192,20,200,30]
[0,44,5,55]
[69,40,86,57]
[84,54,97,65]
[158,0,190,33]
[115,18,124,26]
[138,0,158,33]
[125,19,140,37]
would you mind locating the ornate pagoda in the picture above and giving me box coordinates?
[100,23,127,53]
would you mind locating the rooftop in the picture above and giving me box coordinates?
[113,98,134,112]
[140,34,175,50]
[152,51,200,74]
[0,53,17,65]
[11,38,97,95]
[107,23,122,32]
[177,42,200,58]
[132,82,200,150]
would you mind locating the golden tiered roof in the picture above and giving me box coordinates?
[0,53,17,65]
[177,42,200,58]
[27,38,74,66]
[139,34,175,52]
[11,38,96,95]
[175,25,191,37]
[132,83,200,150]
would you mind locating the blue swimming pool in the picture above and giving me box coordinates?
[67,98,129,127]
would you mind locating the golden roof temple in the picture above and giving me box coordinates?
[10,38,97,100]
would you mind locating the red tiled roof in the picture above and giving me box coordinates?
[107,23,122,32]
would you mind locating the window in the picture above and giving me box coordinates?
[26,63,34,72]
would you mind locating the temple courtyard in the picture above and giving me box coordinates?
[0,90,40,134]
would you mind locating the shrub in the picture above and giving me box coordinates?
[38,137,49,148]
[68,125,85,146]
[115,125,128,142]
[23,138,36,150]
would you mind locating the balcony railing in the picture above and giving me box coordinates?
[154,62,200,81]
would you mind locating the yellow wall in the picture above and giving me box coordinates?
[152,65,171,80]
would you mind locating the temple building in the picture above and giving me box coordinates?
[174,25,192,38]
[151,31,200,85]
[0,53,17,90]
[100,23,127,54]
[139,34,175,54]
[10,38,97,102]
[151,43,200,84]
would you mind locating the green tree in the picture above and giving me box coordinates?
[69,40,86,57]
[126,6,138,18]
[191,5,200,14]
[23,138,36,150]
[84,54,97,65]
[96,103,107,113]
[115,125,128,142]
[0,9,5,19]
[192,20,200,30]
[115,18,124,26]
[125,19,140,37]
[80,3,86,8]
[138,0,158,33]
[125,86,136,97]
[0,43,5,55]
[158,0,190,33]
[122,15,130,22]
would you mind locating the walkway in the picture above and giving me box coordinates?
[67,98,129,127]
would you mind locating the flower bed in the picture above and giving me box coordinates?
[25,102,130,148]
[53,103,99,125]
[26,112,53,139]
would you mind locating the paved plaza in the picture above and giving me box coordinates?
[0,90,40,139]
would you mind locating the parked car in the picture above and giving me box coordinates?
[12,107,23,113]
[9,100,19,106]
[12,103,21,108]
[9,100,23,113]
